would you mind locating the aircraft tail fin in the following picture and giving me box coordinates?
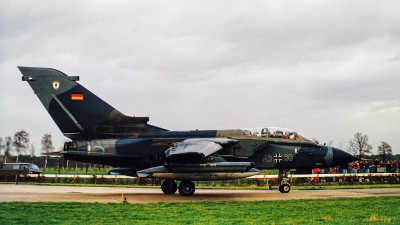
[18,67,167,140]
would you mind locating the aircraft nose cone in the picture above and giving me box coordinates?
[331,147,359,167]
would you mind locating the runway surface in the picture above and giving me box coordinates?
[1,184,399,203]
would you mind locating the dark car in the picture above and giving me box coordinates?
[0,163,41,175]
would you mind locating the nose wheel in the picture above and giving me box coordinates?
[279,183,291,193]
[278,169,291,193]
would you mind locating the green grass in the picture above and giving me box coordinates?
[40,167,109,175]
[0,197,399,224]
[292,183,400,190]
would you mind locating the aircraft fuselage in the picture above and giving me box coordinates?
[64,129,342,175]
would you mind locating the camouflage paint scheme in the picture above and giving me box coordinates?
[19,67,357,195]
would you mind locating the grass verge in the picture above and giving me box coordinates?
[1,196,399,224]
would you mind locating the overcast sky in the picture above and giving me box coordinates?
[1,1,400,156]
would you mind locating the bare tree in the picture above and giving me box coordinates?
[377,141,392,163]
[0,138,4,163]
[327,140,334,146]
[30,143,36,163]
[4,136,13,163]
[348,132,372,158]
[41,133,54,170]
[13,130,30,163]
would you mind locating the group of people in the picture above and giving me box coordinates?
[373,158,399,173]
[309,159,399,183]
[337,159,399,174]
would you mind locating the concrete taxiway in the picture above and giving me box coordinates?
[1,184,399,203]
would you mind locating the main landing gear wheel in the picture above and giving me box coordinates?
[161,179,177,194]
[178,181,195,196]
[279,184,290,193]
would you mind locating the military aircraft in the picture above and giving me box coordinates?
[18,67,358,196]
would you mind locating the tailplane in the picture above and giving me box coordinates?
[18,67,167,140]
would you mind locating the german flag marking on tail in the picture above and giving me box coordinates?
[71,93,83,100]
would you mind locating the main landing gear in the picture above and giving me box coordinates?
[278,169,291,193]
[161,179,177,194]
[178,181,195,196]
[161,180,196,196]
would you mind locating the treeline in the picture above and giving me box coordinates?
[0,130,60,168]
[313,132,397,161]
[0,130,33,163]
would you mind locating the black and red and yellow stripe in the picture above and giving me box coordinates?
[71,93,84,100]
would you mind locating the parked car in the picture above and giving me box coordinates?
[0,163,41,175]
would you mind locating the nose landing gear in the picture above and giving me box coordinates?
[278,169,291,193]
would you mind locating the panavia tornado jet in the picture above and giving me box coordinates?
[18,67,358,196]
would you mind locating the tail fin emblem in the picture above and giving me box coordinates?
[53,81,60,90]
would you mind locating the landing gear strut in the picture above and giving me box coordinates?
[178,181,195,196]
[161,179,177,194]
[278,169,291,193]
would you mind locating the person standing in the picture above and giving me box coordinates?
[332,168,337,182]
[313,168,319,183]
[348,162,353,173]
[374,158,380,168]
[340,163,347,174]
[356,161,361,173]
[379,161,384,169]
[392,160,399,173]
[359,161,365,173]
[386,161,392,173]
[364,161,370,173]
[371,165,376,173]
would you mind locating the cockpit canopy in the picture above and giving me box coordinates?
[241,127,314,142]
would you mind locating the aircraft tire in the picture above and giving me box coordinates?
[279,184,290,193]
[178,181,195,196]
[161,180,177,194]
